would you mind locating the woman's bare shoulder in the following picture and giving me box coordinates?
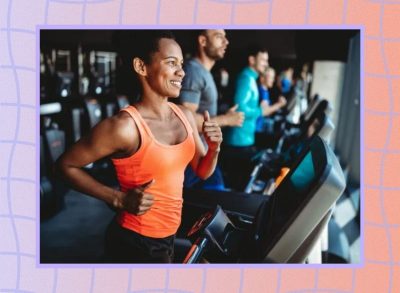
[90,110,139,153]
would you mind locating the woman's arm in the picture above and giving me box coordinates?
[55,112,154,215]
[179,106,222,180]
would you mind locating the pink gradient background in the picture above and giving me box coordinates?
[0,0,399,292]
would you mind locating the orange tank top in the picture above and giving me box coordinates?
[111,103,195,238]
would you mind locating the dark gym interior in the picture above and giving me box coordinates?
[40,29,360,264]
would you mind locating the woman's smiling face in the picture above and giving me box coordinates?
[144,38,185,98]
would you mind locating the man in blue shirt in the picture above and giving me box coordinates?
[256,67,287,134]
[225,45,269,147]
[223,45,270,190]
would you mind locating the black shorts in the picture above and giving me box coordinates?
[104,216,175,263]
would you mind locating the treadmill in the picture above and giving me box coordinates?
[275,98,331,154]
[244,107,334,194]
[182,135,346,263]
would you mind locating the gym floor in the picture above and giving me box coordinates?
[40,189,115,263]
[40,184,360,264]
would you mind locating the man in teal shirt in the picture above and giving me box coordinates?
[225,46,269,147]
[223,45,269,190]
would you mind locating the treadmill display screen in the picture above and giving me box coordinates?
[290,152,315,192]
[264,139,327,249]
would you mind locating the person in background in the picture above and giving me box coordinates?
[277,66,294,98]
[179,29,244,190]
[223,45,270,190]
[254,66,287,149]
[293,63,313,114]
[256,67,287,134]
[56,31,222,263]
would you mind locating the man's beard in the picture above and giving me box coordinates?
[204,46,224,61]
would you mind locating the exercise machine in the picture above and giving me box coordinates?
[182,135,345,263]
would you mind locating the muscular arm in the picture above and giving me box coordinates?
[55,112,138,205]
[179,106,221,180]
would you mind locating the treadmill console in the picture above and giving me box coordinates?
[250,136,346,262]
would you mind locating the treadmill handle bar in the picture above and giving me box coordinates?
[244,163,263,193]
[183,237,209,264]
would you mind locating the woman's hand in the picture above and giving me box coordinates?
[114,179,155,215]
[202,111,223,152]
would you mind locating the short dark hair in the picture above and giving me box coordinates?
[115,30,175,65]
[113,30,176,99]
[246,44,268,58]
[198,30,209,38]
[189,30,207,54]
[137,30,175,64]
